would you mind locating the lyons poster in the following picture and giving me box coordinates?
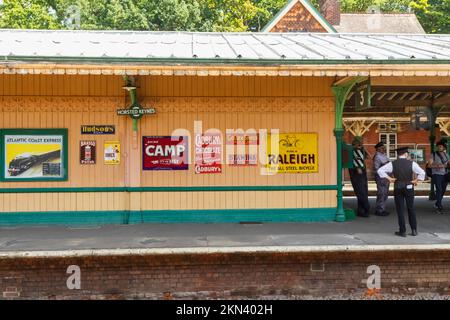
[104,141,120,165]
[266,133,318,173]
[142,136,188,170]
[195,133,222,174]
[3,134,64,179]
[225,132,258,166]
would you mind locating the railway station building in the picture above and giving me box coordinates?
[0,29,449,225]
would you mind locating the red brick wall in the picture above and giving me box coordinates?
[343,123,443,181]
[1,250,450,299]
[318,0,341,25]
[270,1,327,32]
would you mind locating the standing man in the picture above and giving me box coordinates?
[349,137,370,217]
[428,140,449,214]
[377,146,425,237]
[373,142,391,216]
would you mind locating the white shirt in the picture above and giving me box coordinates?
[377,155,425,181]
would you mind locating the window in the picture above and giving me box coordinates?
[379,122,397,132]
[379,133,397,159]
[389,123,397,131]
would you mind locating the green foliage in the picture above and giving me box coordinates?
[0,0,60,29]
[410,0,450,33]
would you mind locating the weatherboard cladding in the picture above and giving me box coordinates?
[0,30,450,63]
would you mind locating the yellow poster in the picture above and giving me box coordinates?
[266,133,318,173]
[4,135,63,178]
[104,141,120,165]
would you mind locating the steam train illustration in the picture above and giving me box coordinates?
[7,150,61,176]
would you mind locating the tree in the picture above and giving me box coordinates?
[248,0,286,31]
[52,0,149,30]
[0,0,60,29]
[410,0,450,33]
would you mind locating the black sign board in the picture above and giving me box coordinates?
[355,80,371,111]
[81,125,115,135]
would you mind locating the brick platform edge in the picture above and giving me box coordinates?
[1,246,450,299]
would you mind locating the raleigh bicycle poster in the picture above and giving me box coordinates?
[266,133,318,174]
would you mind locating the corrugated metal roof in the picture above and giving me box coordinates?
[1,29,450,64]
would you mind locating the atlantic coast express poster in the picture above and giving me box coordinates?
[1,129,67,180]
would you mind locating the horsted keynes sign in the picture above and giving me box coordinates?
[117,103,156,120]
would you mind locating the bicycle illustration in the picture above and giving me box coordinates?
[279,135,301,148]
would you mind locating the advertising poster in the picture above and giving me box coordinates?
[195,133,222,174]
[104,141,120,165]
[80,141,96,164]
[226,132,258,166]
[1,129,67,181]
[266,133,318,174]
[143,136,188,170]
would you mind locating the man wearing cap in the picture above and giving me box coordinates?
[349,137,370,217]
[427,140,449,214]
[373,142,391,216]
[377,146,425,237]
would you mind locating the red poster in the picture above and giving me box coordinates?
[80,140,96,164]
[142,136,188,170]
[226,132,259,166]
[195,133,222,174]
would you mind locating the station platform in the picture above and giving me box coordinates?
[1,197,450,255]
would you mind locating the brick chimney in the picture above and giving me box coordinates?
[318,0,341,26]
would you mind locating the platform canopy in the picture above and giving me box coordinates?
[0,30,449,77]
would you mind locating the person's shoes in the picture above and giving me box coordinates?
[357,213,370,218]
[411,229,418,236]
[434,205,443,214]
[395,231,406,237]
[375,211,389,216]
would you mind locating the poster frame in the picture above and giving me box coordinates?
[0,128,68,182]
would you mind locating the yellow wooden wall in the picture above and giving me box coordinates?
[0,74,337,212]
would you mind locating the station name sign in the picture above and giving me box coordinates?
[117,104,156,120]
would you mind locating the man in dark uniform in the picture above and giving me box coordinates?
[377,146,425,237]
[349,137,370,217]
[373,142,391,216]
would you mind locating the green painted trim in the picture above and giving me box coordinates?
[0,207,337,225]
[262,0,297,32]
[0,185,338,193]
[303,0,337,33]
[332,77,366,222]
[0,128,68,182]
[3,56,450,66]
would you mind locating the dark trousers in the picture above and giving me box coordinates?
[375,175,390,214]
[432,174,447,209]
[394,187,416,233]
[349,168,370,216]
